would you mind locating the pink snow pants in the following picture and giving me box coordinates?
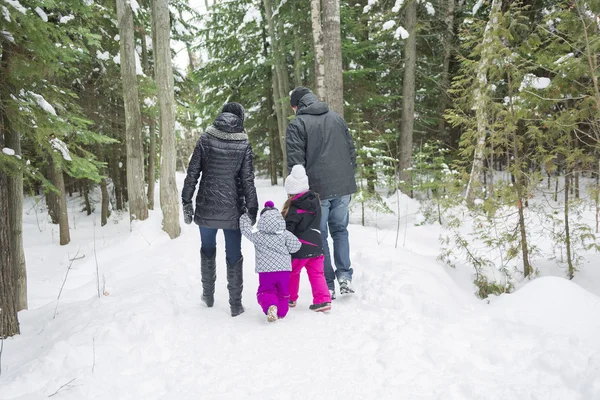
[257,271,291,318]
[289,255,331,304]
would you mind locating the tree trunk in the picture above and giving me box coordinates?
[46,161,59,224]
[98,144,110,226]
[438,0,456,136]
[116,0,149,222]
[565,170,574,279]
[264,0,289,175]
[398,0,417,194]
[465,0,502,207]
[112,143,123,211]
[0,157,19,337]
[147,118,156,209]
[50,157,70,246]
[294,36,303,87]
[322,0,344,116]
[261,8,280,185]
[310,0,326,101]
[83,181,92,216]
[1,52,27,311]
[153,0,181,239]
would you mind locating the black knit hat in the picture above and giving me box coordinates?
[221,102,245,122]
[290,87,311,107]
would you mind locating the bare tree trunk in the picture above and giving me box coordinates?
[465,0,501,207]
[154,0,181,239]
[46,162,59,224]
[50,157,70,246]
[2,95,27,312]
[438,0,456,135]
[264,0,289,175]
[112,143,123,211]
[398,0,417,194]
[116,0,149,222]
[261,8,280,184]
[310,0,326,101]
[98,144,110,226]
[83,181,92,215]
[294,36,303,87]
[322,0,344,117]
[565,170,574,279]
[147,119,156,209]
[0,156,19,337]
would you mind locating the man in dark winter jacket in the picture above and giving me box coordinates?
[182,102,258,317]
[286,87,357,299]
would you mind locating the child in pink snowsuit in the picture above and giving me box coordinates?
[282,165,332,312]
[240,201,301,322]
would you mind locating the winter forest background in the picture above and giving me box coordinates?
[1,0,600,397]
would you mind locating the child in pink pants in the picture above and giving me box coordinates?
[282,165,332,312]
[240,201,301,322]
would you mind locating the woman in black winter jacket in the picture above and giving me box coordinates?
[181,102,258,317]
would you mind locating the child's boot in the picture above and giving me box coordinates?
[267,305,278,322]
[309,302,331,312]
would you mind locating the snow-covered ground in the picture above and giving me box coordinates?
[2,174,600,399]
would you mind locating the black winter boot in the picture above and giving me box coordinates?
[226,257,245,317]
[200,251,216,307]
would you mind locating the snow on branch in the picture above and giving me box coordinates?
[50,138,72,161]
[394,26,409,40]
[27,91,57,116]
[6,0,26,15]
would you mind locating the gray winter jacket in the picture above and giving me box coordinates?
[286,93,357,200]
[239,211,301,273]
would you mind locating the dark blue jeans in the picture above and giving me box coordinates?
[321,195,353,290]
[199,227,242,265]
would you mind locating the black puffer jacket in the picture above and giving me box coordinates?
[286,93,357,200]
[284,190,323,259]
[182,112,258,230]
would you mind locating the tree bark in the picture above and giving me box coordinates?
[310,0,326,101]
[0,155,19,337]
[1,45,27,312]
[112,143,123,211]
[465,0,502,207]
[49,157,70,246]
[83,181,92,215]
[264,0,289,175]
[438,0,456,136]
[322,0,344,116]
[294,36,303,87]
[153,0,181,239]
[147,118,156,209]
[398,0,417,193]
[116,0,149,222]
[565,170,574,279]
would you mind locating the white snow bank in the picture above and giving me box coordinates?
[492,276,600,340]
[2,176,600,400]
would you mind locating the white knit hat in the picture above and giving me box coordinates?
[285,164,310,195]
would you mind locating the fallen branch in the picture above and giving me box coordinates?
[69,255,85,262]
[48,378,76,397]
[54,247,81,319]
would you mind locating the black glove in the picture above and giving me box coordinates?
[183,202,194,225]
[248,208,258,226]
